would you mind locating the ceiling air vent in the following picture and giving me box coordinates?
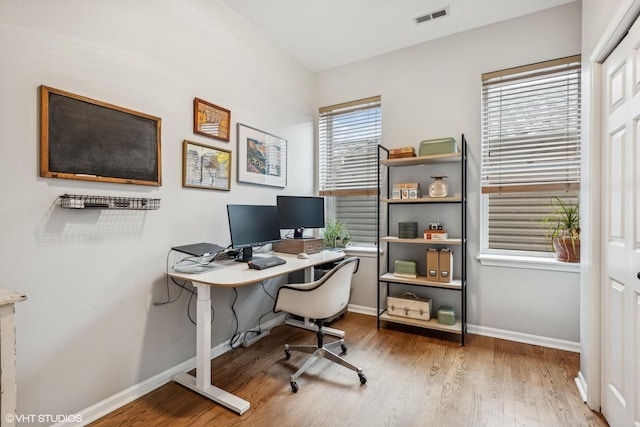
[415,6,450,24]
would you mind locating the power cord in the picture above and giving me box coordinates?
[154,249,214,325]
[240,280,279,345]
[229,288,243,349]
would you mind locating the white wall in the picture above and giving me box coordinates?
[0,0,316,419]
[319,3,583,343]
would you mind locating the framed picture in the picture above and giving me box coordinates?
[182,140,231,191]
[193,97,230,142]
[237,123,287,188]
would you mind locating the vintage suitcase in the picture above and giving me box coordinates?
[387,292,431,321]
[419,137,458,156]
[393,259,417,278]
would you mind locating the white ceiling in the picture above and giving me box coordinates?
[222,0,577,72]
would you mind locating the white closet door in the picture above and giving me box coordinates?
[601,14,640,427]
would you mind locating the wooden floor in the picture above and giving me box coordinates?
[91,313,608,427]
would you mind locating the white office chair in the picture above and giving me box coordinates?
[274,256,366,392]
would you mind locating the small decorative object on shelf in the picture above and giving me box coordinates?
[388,147,416,159]
[398,222,418,238]
[428,220,443,230]
[437,306,456,325]
[424,229,448,240]
[59,194,161,210]
[428,175,448,197]
[394,182,420,199]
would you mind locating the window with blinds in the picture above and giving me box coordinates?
[481,55,581,253]
[318,96,381,244]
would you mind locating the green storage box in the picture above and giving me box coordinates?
[394,260,417,278]
[419,137,458,156]
[437,306,456,325]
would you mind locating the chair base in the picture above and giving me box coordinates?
[284,337,366,392]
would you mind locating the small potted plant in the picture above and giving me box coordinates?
[323,220,352,248]
[543,197,580,263]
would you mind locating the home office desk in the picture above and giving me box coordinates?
[167,250,345,415]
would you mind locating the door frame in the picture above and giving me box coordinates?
[583,0,640,411]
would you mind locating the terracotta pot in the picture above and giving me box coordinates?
[554,237,580,263]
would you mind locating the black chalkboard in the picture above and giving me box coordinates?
[40,86,162,186]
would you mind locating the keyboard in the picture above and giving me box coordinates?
[247,256,287,270]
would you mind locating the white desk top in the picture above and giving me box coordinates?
[167,250,345,287]
[0,288,27,306]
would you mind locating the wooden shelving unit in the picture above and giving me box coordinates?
[377,135,467,345]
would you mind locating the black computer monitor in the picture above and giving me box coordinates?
[227,204,282,262]
[276,195,325,239]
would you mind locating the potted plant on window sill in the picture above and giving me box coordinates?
[543,197,580,263]
[323,220,352,249]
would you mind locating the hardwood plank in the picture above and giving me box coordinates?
[90,313,607,427]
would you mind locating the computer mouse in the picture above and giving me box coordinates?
[297,252,310,259]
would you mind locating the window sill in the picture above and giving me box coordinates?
[477,253,580,273]
[342,245,380,258]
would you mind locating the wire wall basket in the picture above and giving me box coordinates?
[59,194,161,210]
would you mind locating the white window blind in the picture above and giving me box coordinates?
[319,96,381,196]
[318,96,381,244]
[481,56,581,253]
[481,55,581,194]
[487,191,579,252]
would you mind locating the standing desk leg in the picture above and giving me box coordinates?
[283,266,345,338]
[173,283,250,415]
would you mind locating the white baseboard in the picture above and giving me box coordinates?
[465,324,580,353]
[347,304,377,316]
[575,371,588,402]
[60,314,286,427]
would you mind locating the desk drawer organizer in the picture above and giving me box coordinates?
[387,292,431,321]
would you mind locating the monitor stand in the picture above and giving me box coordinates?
[235,247,254,262]
[293,227,305,239]
[235,247,269,262]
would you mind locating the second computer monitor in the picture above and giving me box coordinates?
[276,195,325,239]
[227,204,282,261]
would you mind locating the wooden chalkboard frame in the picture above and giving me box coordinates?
[40,85,162,186]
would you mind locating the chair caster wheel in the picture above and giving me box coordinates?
[284,349,291,360]
[359,373,367,385]
[290,381,298,393]
[341,344,347,353]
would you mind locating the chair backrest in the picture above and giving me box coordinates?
[274,257,360,320]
